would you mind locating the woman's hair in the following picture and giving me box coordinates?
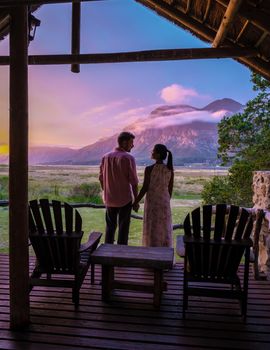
[154,144,173,171]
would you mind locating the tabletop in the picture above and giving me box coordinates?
[91,244,174,269]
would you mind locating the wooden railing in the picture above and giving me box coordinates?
[0,200,184,230]
[1,199,270,280]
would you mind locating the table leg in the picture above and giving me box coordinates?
[153,269,163,309]
[101,265,114,302]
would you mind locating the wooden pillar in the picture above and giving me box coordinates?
[9,5,30,329]
[71,1,81,73]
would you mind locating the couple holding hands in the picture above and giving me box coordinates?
[99,131,174,248]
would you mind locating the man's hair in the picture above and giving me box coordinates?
[117,131,135,145]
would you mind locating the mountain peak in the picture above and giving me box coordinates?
[148,98,243,119]
[202,98,244,113]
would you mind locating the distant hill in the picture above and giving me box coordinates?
[28,146,76,164]
[0,98,244,166]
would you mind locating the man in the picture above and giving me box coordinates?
[99,131,139,244]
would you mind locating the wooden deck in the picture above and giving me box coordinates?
[0,253,270,350]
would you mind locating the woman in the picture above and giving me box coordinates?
[133,144,174,247]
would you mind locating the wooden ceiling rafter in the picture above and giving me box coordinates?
[216,0,270,35]
[212,0,244,48]
[234,19,249,43]
[0,14,10,39]
[185,0,191,14]
[203,0,212,24]
[255,31,268,48]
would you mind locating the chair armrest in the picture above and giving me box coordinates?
[176,235,185,257]
[79,231,102,253]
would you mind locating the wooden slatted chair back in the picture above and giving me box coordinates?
[29,199,83,273]
[183,204,253,281]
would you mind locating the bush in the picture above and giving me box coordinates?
[201,161,254,207]
[201,176,233,205]
[0,176,8,200]
[68,182,102,203]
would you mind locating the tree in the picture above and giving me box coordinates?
[202,73,270,207]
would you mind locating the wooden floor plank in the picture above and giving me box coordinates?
[0,253,270,349]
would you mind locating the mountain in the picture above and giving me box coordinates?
[202,98,243,113]
[28,146,76,164]
[55,98,243,165]
[54,121,213,165]
[0,98,244,166]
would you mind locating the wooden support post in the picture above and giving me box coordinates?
[71,1,81,73]
[9,5,30,329]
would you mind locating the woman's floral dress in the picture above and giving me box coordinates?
[142,163,173,247]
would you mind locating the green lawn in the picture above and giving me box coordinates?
[0,164,227,254]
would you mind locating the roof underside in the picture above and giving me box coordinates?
[0,0,270,80]
[136,0,270,80]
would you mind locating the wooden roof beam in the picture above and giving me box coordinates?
[0,47,258,65]
[185,0,191,14]
[212,0,243,48]
[71,1,81,73]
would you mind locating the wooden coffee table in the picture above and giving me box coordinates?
[91,244,174,308]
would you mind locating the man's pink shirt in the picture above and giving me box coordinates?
[99,148,138,207]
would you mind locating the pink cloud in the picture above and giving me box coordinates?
[159,84,199,104]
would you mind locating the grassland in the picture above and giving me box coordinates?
[0,164,227,253]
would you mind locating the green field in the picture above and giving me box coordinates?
[0,164,227,253]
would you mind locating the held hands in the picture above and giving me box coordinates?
[133,202,140,213]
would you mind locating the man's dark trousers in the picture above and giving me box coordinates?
[105,201,132,244]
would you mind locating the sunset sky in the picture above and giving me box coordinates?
[0,0,256,153]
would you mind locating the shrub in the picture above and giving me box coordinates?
[69,182,102,203]
[0,176,8,200]
[201,176,234,205]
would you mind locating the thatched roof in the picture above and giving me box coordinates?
[0,0,270,80]
[136,0,270,80]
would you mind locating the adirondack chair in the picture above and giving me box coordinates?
[182,204,254,320]
[29,199,102,306]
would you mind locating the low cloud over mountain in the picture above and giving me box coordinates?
[0,98,244,166]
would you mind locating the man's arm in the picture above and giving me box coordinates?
[129,157,138,197]
[99,158,104,190]
[132,184,138,202]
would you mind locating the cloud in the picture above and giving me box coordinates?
[81,99,129,118]
[159,84,199,104]
[130,109,229,132]
[114,105,158,121]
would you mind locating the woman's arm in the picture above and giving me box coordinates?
[134,166,152,204]
[168,170,174,198]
